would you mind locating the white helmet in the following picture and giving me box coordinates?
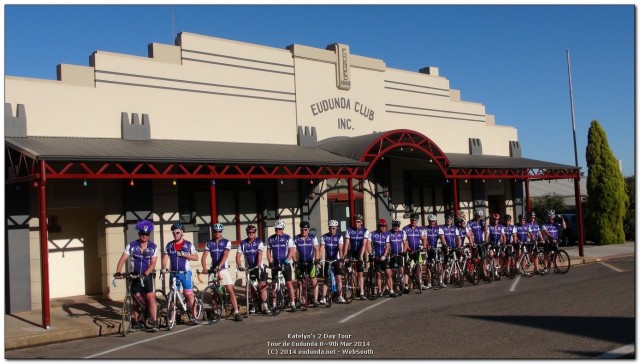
[547,210,556,218]
[274,220,286,229]
[328,220,339,227]
[427,214,437,222]
[473,208,484,217]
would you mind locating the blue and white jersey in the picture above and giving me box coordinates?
[294,234,319,263]
[345,227,370,255]
[487,224,505,246]
[515,224,532,243]
[542,223,559,240]
[527,222,542,241]
[402,225,425,251]
[124,240,159,274]
[165,240,197,272]
[388,230,406,255]
[320,233,343,261]
[468,219,486,243]
[439,224,459,248]
[369,230,390,257]
[238,238,264,269]
[458,224,472,245]
[267,233,295,264]
[503,224,516,244]
[204,238,232,269]
[424,225,440,248]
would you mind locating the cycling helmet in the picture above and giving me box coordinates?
[377,218,387,227]
[473,209,484,217]
[136,220,154,235]
[170,223,185,231]
[530,211,536,217]
[518,213,526,220]
[456,217,466,224]
[427,214,437,222]
[504,214,512,221]
[274,220,286,229]
[354,214,364,222]
[547,210,556,217]
[300,221,310,229]
[246,224,257,233]
[392,219,401,227]
[409,212,420,220]
[212,223,224,232]
[445,213,454,220]
[328,220,339,227]
[491,213,500,220]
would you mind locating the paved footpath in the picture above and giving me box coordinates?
[4,242,634,351]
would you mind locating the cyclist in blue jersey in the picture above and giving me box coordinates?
[320,220,345,304]
[554,213,568,243]
[456,216,472,247]
[402,212,428,292]
[161,223,200,325]
[514,214,533,270]
[501,215,516,276]
[293,221,321,307]
[114,220,160,332]
[526,212,544,274]
[424,214,441,288]
[344,214,370,300]
[201,223,242,321]
[542,211,560,270]
[438,213,460,287]
[388,219,408,294]
[485,213,505,279]
[468,209,486,261]
[266,220,297,311]
[235,224,269,315]
[370,219,395,297]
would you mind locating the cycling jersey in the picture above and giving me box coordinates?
[388,229,406,255]
[238,238,264,269]
[514,224,532,243]
[320,233,343,261]
[457,224,471,245]
[468,219,486,243]
[294,234,318,262]
[402,225,425,251]
[267,233,295,264]
[123,239,159,274]
[424,225,440,248]
[487,224,504,246]
[542,223,559,240]
[503,224,516,244]
[527,222,542,241]
[165,239,196,272]
[369,230,390,257]
[439,224,459,248]
[203,238,232,269]
[345,227,370,256]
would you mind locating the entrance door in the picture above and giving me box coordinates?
[329,200,362,234]
[487,195,505,216]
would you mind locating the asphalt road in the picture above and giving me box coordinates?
[6,257,635,359]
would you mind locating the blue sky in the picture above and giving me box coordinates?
[4,4,635,176]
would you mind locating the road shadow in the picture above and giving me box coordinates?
[59,299,122,335]
[458,315,634,345]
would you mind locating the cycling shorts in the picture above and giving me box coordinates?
[388,255,403,269]
[271,262,293,282]
[170,271,193,291]
[372,258,389,272]
[248,268,268,282]
[321,260,343,278]
[131,273,156,296]
[345,258,365,273]
[404,251,424,265]
[295,261,317,279]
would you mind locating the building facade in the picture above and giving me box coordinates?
[5,32,580,321]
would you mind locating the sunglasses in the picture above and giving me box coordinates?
[139,233,150,237]
[275,228,283,231]
[172,231,182,235]
[247,231,256,234]
[214,230,223,233]
[302,228,309,231]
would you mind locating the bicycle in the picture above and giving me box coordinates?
[341,259,356,303]
[389,255,405,296]
[461,246,480,285]
[161,270,202,330]
[320,259,341,307]
[295,261,317,310]
[428,247,445,288]
[515,243,535,277]
[239,265,270,317]
[112,272,161,336]
[267,262,289,315]
[532,241,549,276]
[404,250,425,293]
[543,240,571,274]
[364,255,382,300]
[197,268,233,323]
[444,249,465,288]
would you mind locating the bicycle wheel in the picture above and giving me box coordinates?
[520,255,534,277]
[554,250,571,274]
[394,268,404,296]
[454,263,464,288]
[165,291,176,330]
[365,269,378,300]
[201,286,222,324]
[414,265,424,294]
[325,283,333,308]
[536,251,548,276]
[121,295,133,336]
[484,257,493,283]
[492,256,501,281]
[471,261,480,285]
[154,290,167,328]
[342,271,355,303]
[193,296,203,321]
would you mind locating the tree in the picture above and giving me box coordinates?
[531,193,567,221]
[585,120,628,244]
[623,176,635,241]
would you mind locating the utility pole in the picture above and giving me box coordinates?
[567,49,584,257]
[567,49,579,168]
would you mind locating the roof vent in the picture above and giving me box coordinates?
[469,138,483,155]
[5,103,27,137]
[509,141,522,157]
[121,112,151,140]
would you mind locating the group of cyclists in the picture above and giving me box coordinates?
[113,208,568,333]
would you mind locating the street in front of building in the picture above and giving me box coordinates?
[6,257,634,359]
